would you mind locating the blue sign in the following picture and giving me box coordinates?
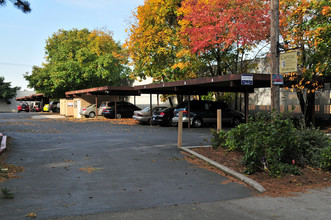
[241,74,253,85]
[272,74,283,85]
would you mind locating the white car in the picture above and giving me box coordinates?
[79,104,99,118]
[133,106,168,124]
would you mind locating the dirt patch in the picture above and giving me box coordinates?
[0,139,24,183]
[184,147,331,197]
[61,117,139,125]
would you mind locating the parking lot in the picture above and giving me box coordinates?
[0,113,253,219]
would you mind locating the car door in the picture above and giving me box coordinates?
[204,102,218,124]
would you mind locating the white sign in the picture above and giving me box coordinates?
[241,74,253,85]
[280,51,298,73]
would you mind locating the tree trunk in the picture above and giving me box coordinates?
[297,90,315,127]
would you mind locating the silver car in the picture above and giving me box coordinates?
[79,104,99,118]
[133,106,167,124]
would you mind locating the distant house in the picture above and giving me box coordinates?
[0,90,35,113]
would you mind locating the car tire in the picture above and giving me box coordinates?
[192,117,203,128]
[232,117,241,127]
[89,112,96,118]
[168,118,176,127]
[116,114,122,119]
[85,115,89,118]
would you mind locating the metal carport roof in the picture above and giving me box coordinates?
[65,86,140,97]
[134,74,270,94]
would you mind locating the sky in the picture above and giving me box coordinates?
[0,0,144,91]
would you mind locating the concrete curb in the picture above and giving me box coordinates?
[180,146,266,193]
[0,133,7,154]
[31,115,66,119]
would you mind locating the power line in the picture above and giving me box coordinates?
[0,62,33,67]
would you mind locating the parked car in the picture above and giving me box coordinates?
[17,102,29,113]
[172,100,245,128]
[49,101,60,113]
[102,101,141,119]
[30,102,42,112]
[80,104,99,118]
[133,106,168,124]
[43,104,50,112]
[152,107,175,126]
[98,101,116,115]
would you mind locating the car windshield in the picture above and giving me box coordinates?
[142,107,150,112]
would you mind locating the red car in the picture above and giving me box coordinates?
[17,103,29,113]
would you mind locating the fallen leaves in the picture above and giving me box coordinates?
[79,166,103,173]
[0,148,24,183]
[25,212,37,218]
[186,147,331,197]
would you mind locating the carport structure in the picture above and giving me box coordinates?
[135,74,271,124]
[64,74,271,120]
[65,86,140,118]
[15,93,49,107]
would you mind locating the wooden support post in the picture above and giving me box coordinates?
[187,95,191,128]
[217,109,222,131]
[115,100,117,119]
[150,94,153,126]
[157,94,159,106]
[245,91,249,123]
[270,0,280,112]
[95,95,98,117]
[178,111,183,148]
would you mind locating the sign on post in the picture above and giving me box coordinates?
[272,74,284,85]
[241,74,253,85]
[280,51,298,73]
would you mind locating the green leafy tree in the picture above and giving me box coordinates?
[0,76,20,103]
[0,0,31,13]
[24,28,131,98]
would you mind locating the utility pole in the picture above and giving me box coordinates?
[270,0,280,112]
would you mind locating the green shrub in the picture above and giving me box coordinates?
[238,113,300,176]
[320,145,331,170]
[295,127,330,167]
[209,112,330,177]
[210,129,227,149]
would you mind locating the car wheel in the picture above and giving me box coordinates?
[232,117,241,127]
[18,110,21,113]
[192,117,203,128]
[85,115,89,118]
[89,112,96,118]
[168,118,176,127]
[116,114,122,119]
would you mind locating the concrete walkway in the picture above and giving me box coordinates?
[49,187,331,220]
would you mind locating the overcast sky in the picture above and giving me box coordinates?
[0,0,144,90]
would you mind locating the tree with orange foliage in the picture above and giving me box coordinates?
[280,0,330,125]
[125,0,201,82]
[179,0,271,76]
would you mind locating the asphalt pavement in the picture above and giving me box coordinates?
[0,113,330,220]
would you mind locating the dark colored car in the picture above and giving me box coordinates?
[172,100,245,128]
[49,101,60,113]
[152,107,175,126]
[102,101,141,119]
[17,102,29,113]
